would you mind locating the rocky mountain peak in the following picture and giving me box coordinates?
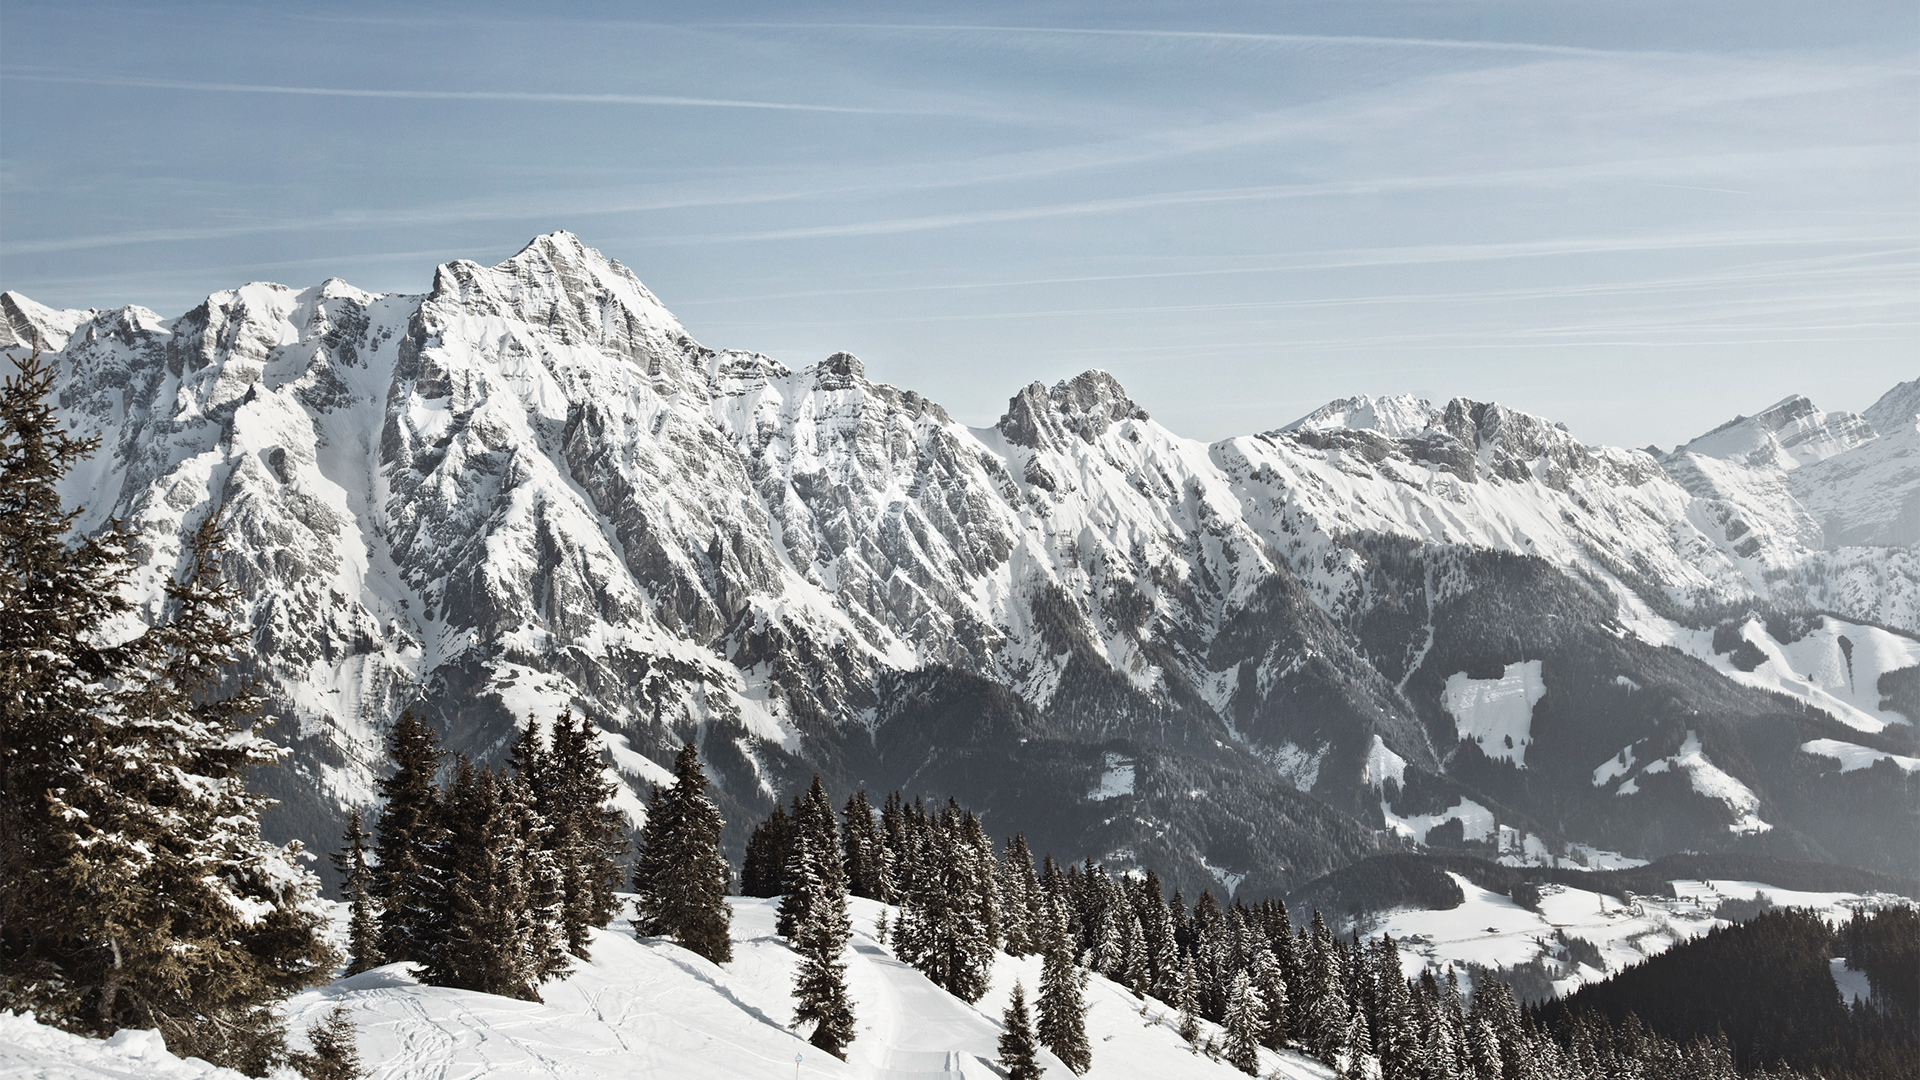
[1282,394,1436,439]
[1864,378,1920,436]
[811,351,866,388]
[1672,393,1875,471]
[997,369,1148,448]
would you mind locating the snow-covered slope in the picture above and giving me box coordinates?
[4,233,1915,891]
[269,896,1334,1080]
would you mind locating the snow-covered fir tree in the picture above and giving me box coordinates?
[294,1003,365,1080]
[892,801,996,1003]
[777,776,838,939]
[631,742,732,964]
[998,979,1045,1080]
[998,833,1040,956]
[787,777,855,1057]
[418,757,556,1001]
[841,788,893,901]
[1,351,336,1073]
[373,710,443,966]
[331,810,384,976]
[1249,945,1288,1050]
[1037,927,1091,1074]
[1223,969,1264,1075]
[1176,954,1202,1045]
[538,711,628,952]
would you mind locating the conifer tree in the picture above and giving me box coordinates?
[1,393,337,1072]
[295,1003,366,1080]
[373,710,443,966]
[1250,946,1289,1050]
[788,778,855,1057]
[998,980,1045,1080]
[841,788,893,901]
[1177,954,1203,1045]
[742,803,793,898]
[999,833,1038,956]
[631,742,732,964]
[1304,910,1351,1062]
[893,802,995,1002]
[778,778,836,939]
[1223,969,1264,1075]
[331,810,384,976]
[418,758,549,1001]
[0,342,146,1022]
[542,711,628,940]
[1037,929,1091,1074]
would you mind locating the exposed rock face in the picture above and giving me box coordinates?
[4,234,1915,894]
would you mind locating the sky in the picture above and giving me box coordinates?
[1,0,1914,449]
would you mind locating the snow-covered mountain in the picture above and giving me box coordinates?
[4,233,1915,893]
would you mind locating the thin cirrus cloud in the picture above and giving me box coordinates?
[724,21,1699,60]
[0,71,924,115]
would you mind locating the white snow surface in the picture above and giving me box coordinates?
[1800,738,1920,774]
[1091,752,1138,799]
[267,896,1333,1080]
[0,1012,259,1079]
[1442,660,1545,767]
[1380,797,1497,845]
[1830,958,1873,1007]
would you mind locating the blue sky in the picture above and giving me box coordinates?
[2,1,1914,447]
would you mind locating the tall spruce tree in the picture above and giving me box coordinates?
[741,803,793,898]
[778,778,836,939]
[541,711,628,944]
[1037,929,1091,1074]
[998,980,1045,1080]
[841,789,892,901]
[1223,969,1264,1075]
[373,710,442,966]
[787,782,856,1058]
[998,834,1040,957]
[631,742,732,964]
[330,810,384,976]
[0,342,147,1029]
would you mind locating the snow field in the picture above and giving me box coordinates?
[274,896,1334,1080]
[1798,738,1920,774]
[1441,661,1545,768]
[1367,873,1904,1001]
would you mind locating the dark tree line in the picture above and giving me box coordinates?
[1542,905,1918,1080]
[741,780,1873,1080]
[0,346,353,1076]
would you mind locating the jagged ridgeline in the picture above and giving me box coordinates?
[4,232,1917,895]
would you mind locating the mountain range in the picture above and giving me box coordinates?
[4,232,1915,897]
